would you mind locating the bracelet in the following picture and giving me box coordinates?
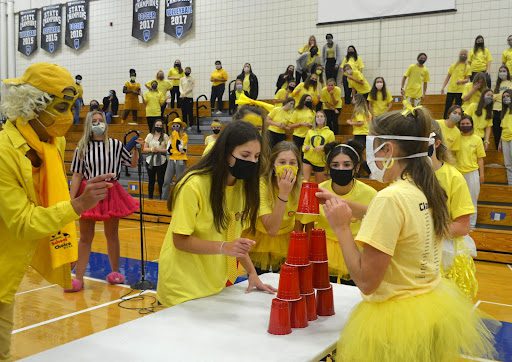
[219,241,226,254]
[484,140,490,144]
[277,195,288,203]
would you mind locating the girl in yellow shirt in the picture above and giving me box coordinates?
[436,105,462,153]
[143,80,166,132]
[469,35,492,88]
[343,64,371,100]
[461,72,486,111]
[340,45,364,104]
[492,65,512,149]
[273,80,295,107]
[167,59,184,109]
[288,94,315,152]
[122,68,141,123]
[347,94,372,146]
[266,97,294,148]
[302,111,335,182]
[430,120,478,298]
[367,77,392,117]
[465,89,494,149]
[161,118,188,200]
[318,108,494,362]
[291,74,319,107]
[320,78,343,134]
[499,89,512,185]
[440,50,471,118]
[245,141,302,272]
[156,120,276,307]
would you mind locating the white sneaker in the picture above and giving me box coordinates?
[215,110,223,115]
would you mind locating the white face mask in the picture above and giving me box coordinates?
[91,122,106,136]
[366,134,434,182]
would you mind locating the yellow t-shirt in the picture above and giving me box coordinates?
[256,179,298,235]
[320,86,343,109]
[341,56,364,72]
[288,108,315,138]
[268,107,293,134]
[202,140,215,156]
[302,126,335,167]
[464,102,492,138]
[461,82,482,111]
[156,173,246,306]
[124,81,141,110]
[468,48,493,73]
[435,163,475,220]
[352,112,370,135]
[168,130,188,161]
[404,64,430,99]
[167,67,185,87]
[456,134,486,174]
[493,80,512,112]
[347,70,371,94]
[326,47,335,59]
[501,112,512,141]
[502,48,512,75]
[292,82,318,106]
[204,134,217,145]
[436,119,461,152]
[368,90,392,117]
[76,83,83,98]
[314,180,377,240]
[447,62,472,93]
[298,43,311,54]
[356,179,441,302]
[274,88,290,107]
[210,68,228,86]
[143,91,165,117]
[243,74,251,93]
[145,79,172,95]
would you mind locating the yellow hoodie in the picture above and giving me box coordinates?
[302,126,335,167]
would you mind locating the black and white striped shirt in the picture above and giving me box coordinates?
[71,139,132,180]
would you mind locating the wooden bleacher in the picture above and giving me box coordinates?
[63,94,512,264]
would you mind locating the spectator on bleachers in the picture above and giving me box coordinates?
[401,53,430,107]
[145,70,172,119]
[492,65,512,149]
[143,80,166,132]
[368,77,392,118]
[292,74,320,108]
[441,50,471,118]
[461,72,486,112]
[274,79,295,107]
[162,118,188,200]
[464,89,494,150]
[469,35,492,89]
[143,119,169,199]
[502,34,512,75]
[341,46,364,104]
[237,63,259,100]
[288,94,315,152]
[229,79,249,114]
[296,46,321,84]
[102,90,119,124]
[302,110,335,183]
[347,94,372,147]
[168,59,185,110]
[89,99,100,112]
[312,64,326,106]
[275,65,295,94]
[436,104,462,152]
[210,60,228,115]
[343,63,371,101]
[322,33,341,82]
[266,97,295,148]
[320,78,342,134]
[204,120,221,146]
[73,74,83,124]
[298,35,317,55]
[499,89,512,185]
[179,66,195,126]
[122,69,141,124]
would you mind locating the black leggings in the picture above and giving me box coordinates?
[324,109,340,134]
[325,58,338,82]
[342,75,352,104]
[210,84,225,111]
[492,110,502,150]
[293,135,305,154]
[170,86,181,109]
[145,161,167,199]
[443,92,462,119]
[181,97,194,125]
[268,130,287,149]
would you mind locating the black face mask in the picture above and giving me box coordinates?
[185,72,191,76]
[310,49,318,56]
[459,125,473,133]
[330,169,354,187]
[428,145,434,157]
[418,59,426,65]
[347,51,355,56]
[229,155,259,180]
[288,85,295,91]
[154,127,163,133]
[310,80,317,85]
[212,129,220,134]
[90,104,99,111]
[304,100,313,108]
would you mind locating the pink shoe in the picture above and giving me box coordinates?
[106,272,125,285]
[64,278,84,293]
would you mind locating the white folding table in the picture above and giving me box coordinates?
[23,273,362,362]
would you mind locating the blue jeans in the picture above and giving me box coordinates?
[105,111,113,124]
[73,98,83,124]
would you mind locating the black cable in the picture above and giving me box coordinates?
[117,289,161,315]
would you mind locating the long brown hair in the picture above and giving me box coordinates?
[168,121,262,234]
[475,88,493,119]
[371,109,449,238]
[430,120,455,164]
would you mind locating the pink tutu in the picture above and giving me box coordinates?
[78,180,139,221]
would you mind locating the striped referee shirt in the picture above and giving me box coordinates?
[71,139,132,180]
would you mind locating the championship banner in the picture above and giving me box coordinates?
[164,0,193,39]
[65,0,88,50]
[41,5,62,54]
[132,0,159,43]
[18,9,37,56]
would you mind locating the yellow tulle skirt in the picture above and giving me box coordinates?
[441,236,478,299]
[244,230,289,271]
[327,237,350,280]
[337,279,496,362]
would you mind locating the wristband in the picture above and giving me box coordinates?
[277,195,288,203]
[219,241,226,254]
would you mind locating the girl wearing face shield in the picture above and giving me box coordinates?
[318,108,495,362]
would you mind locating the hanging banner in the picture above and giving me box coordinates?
[18,9,38,56]
[132,0,159,43]
[65,0,88,50]
[41,5,63,54]
[164,0,193,39]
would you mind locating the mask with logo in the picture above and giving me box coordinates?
[229,155,259,180]
[91,122,106,136]
[330,168,354,186]
[275,164,298,178]
[35,96,75,137]
[366,134,434,183]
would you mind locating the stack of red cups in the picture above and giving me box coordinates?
[310,229,335,316]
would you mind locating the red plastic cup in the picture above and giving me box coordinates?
[309,228,328,262]
[297,182,320,215]
[302,292,317,321]
[277,264,301,301]
[268,298,292,335]
[298,263,314,294]
[290,296,308,328]
[316,286,335,316]
[312,261,330,289]
[286,231,309,266]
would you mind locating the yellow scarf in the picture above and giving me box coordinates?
[16,119,78,288]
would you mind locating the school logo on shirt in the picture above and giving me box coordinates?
[311,135,326,147]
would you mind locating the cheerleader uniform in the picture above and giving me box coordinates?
[337,179,494,362]
[71,139,139,220]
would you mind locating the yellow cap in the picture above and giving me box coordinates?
[170,117,187,128]
[2,62,78,101]
[211,121,222,128]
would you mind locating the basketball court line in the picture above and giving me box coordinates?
[15,284,57,296]
[507,264,512,273]
[461,355,499,362]
[479,300,512,308]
